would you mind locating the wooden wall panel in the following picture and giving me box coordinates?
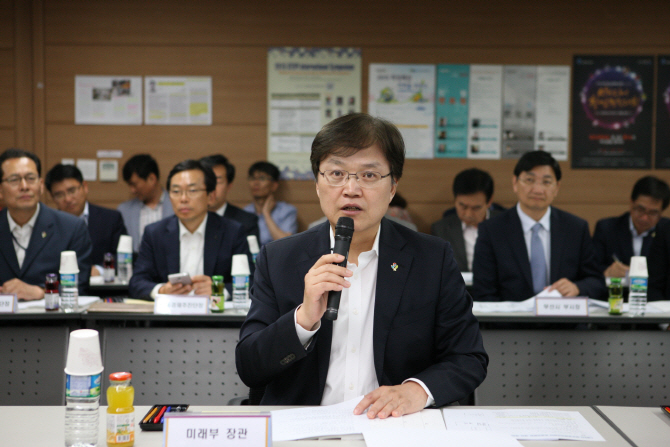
[45,46,266,124]
[0,0,13,49]
[0,50,15,129]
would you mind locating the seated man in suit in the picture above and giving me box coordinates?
[129,159,251,299]
[0,148,92,300]
[431,168,501,272]
[199,154,259,240]
[45,163,127,276]
[593,176,670,278]
[236,113,487,418]
[244,161,298,247]
[473,151,605,302]
[118,154,174,254]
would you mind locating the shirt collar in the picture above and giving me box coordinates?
[7,203,41,232]
[79,202,90,219]
[178,213,208,239]
[216,202,228,217]
[329,221,381,258]
[516,202,551,233]
[629,214,651,238]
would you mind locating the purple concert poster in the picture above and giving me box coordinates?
[656,56,670,168]
[572,55,654,169]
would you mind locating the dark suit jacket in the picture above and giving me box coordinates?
[88,203,127,266]
[648,220,670,301]
[472,206,606,301]
[223,203,260,240]
[431,209,503,272]
[592,212,668,272]
[129,212,251,299]
[235,218,488,407]
[0,205,92,294]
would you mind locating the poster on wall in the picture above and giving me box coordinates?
[144,76,212,125]
[368,64,436,159]
[267,47,361,179]
[534,66,570,160]
[75,76,142,125]
[467,65,503,159]
[435,64,469,158]
[656,56,670,169]
[572,55,654,168]
[501,65,537,159]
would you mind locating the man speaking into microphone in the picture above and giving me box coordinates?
[236,113,487,418]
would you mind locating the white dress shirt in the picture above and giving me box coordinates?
[215,203,228,217]
[629,215,650,257]
[517,203,551,285]
[150,215,207,299]
[295,224,434,407]
[139,193,166,243]
[8,203,40,269]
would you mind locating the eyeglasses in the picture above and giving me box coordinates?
[52,184,82,201]
[169,188,207,198]
[632,204,662,218]
[318,170,392,188]
[518,176,556,188]
[1,174,39,188]
[248,175,273,183]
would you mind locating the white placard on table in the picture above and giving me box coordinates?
[154,294,210,315]
[164,412,271,447]
[0,294,17,313]
[535,297,589,316]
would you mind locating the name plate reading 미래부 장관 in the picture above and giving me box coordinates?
[0,294,17,313]
[164,412,271,447]
[154,294,210,315]
[535,297,589,316]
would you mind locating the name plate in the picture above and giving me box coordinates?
[535,297,589,316]
[154,294,210,315]
[0,294,17,313]
[164,412,271,447]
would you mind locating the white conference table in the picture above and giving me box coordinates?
[595,406,670,447]
[1,405,646,447]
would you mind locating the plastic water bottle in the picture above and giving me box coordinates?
[60,251,80,313]
[64,329,104,447]
[247,235,260,266]
[65,374,102,447]
[231,254,251,313]
[116,235,133,284]
[628,256,648,316]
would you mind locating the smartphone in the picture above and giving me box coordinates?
[168,272,192,286]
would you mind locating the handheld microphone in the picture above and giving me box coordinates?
[323,216,354,320]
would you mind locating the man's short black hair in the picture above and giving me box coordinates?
[631,176,670,210]
[167,159,216,193]
[513,150,562,181]
[248,161,280,182]
[0,148,41,179]
[45,164,84,193]
[122,154,160,182]
[200,154,236,183]
[310,113,405,182]
[453,168,494,202]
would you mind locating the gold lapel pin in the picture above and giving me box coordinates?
[391,262,399,271]
[42,232,47,238]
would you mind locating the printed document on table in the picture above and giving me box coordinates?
[271,396,445,441]
[364,428,523,447]
[441,409,605,441]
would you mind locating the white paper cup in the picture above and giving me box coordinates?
[64,329,104,375]
[59,251,79,274]
[629,256,648,277]
[117,235,133,253]
[247,235,260,254]
[232,254,251,276]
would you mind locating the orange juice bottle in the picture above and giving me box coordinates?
[106,372,135,447]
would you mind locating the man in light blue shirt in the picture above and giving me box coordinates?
[244,161,297,246]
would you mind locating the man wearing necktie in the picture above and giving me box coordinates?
[472,151,606,302]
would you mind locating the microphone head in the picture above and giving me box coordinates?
[335,216,355,238]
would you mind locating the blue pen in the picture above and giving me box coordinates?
[160,406,172,423]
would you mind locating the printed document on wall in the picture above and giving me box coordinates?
[75,76,142,125]
[535,65,570,160]
[144,76,212,125]
[369,64,436,159]
[467,65,503,159]
[267,47,362,179]
[435,64,470,158]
